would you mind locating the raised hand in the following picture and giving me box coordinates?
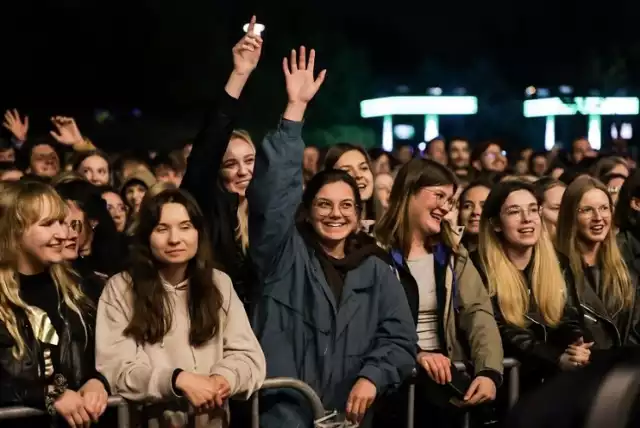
[50,116,83,146]
[232,15,263,76]
[283,46,326,105]
[3,109,29,141]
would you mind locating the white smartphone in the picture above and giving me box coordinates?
[243,23,265,36]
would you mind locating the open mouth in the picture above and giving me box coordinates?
[518,227,535,235]
[590,225,605,233]
[324,222,346,228]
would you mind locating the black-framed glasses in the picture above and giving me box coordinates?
[65,220,84,233]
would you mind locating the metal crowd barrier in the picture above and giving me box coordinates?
[0,395,130,427]
[0,360,520,428]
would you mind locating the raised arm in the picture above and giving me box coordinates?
[181,16,263,210]
[247,47,326,277]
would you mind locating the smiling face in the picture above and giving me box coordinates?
[309,181,359,247]
[79,155,110,186]
[449,139,470,169]
[220,137,255,196]
[18,197,68,274]
[408,184,456,237]
[334,150,374,201]
[459,185,490,235]
[497,189,541,250]
[576,188,612,245]
[150,202,199,265]
[541,185,565,239]
[61,201,89,261]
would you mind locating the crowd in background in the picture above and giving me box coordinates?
[1,16,640,428]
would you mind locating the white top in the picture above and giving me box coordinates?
[407,253,441,351]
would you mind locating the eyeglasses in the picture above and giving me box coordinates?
[423,189,455,210]
[313,199,358,217]
[503,205,541,219]
[577,204,611,219]
[65,220,84,233]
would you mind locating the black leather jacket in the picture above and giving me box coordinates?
[0,302,107,410]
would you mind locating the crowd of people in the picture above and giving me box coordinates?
[1,16,640,428]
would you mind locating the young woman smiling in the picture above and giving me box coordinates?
[248,47,416,428]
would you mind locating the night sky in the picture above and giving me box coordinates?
[3,1,639,149]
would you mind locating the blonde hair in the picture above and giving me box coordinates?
[376,158,459,254]
[0,181,89,359]
[228,129,254,253]
[478,181,566,327]
[556,176,633,314]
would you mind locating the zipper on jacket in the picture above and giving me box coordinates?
[580,303,622,346]
[524,314,547,342]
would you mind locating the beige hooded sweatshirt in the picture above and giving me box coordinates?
[96,269,266,428]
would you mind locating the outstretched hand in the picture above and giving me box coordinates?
[283,46,326,105]
[3,109,29,142]
[232,15,263,76]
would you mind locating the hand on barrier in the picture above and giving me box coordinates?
[79,378,108,422]
[175,371,219,410]
[345,378,376,424]
[209,374,231,407]
[54,389,92,427]
[560,337,593,370]
[463,376,497,406]
[417,352,452,385]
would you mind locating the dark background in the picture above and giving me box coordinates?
[2,1,639,152]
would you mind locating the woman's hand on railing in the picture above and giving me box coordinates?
[346,377,376,424]
[54,389,92,427]
[463,376,496,405]
[209,375,231,407]
[175,371,220,410]
[417,351,452,385]
[79,378,108,422]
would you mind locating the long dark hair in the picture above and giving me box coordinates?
[298,169,363,222]
[615,168,640,232]
[124,188,223,346]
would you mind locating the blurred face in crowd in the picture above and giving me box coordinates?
[459,185,490,236]
[610,163,629,178]
[576,189,611,245]
[449,139,470,169]
[220,137,255,197]
[478,144,507,173]
[374,173,393,211]
[530,154,548,177]
[0,148,15,162]
[427,139,447,165]
[397,146,413,164]
[125,183,147,213]
[334,150,374,201]
[19,198,67,274]
[373,153,391,175]
[121,161,148,181]
[310,181,359,249]
[606,176,626,207]
[150,202,198,266]
[497,190,541,250]
[303,146,319,176]
[155,165,183,187]
[79,155,110,186]
[541,185,565,240]
[102,191,127,232]
[572,138,591,163]
[29,144,60,177]
[62,201,89,261]
[408,184,455,237]
[0,169,23,181]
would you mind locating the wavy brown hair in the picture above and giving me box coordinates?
[123,188,223,346]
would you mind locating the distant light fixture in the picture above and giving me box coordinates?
[537,88,550,97]
[417,142,427,152]
[393,124,415,140]
[453,87,467,96]
[620,123,633,139]
[559,85,573,95]
[525,86,536,97]
[242,23,265,36]
[610,124,619,140]
[427,87,443,96]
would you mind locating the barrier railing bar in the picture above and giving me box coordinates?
[251,390,260,428]
[406,368,416,428]
[258,377,326,421]
[0,395,127,421]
